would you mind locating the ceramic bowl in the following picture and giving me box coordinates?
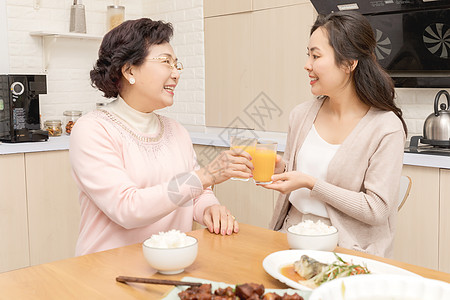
[142,236,198,275]
[309,274,450,300]
[287,226,338,251]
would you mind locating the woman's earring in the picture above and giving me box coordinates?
[129,77,136,85]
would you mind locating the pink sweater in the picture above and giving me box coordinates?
[70,110,219,255]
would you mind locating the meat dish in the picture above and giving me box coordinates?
[178,282,304,300]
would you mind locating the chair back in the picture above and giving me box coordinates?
[397,175,412,211]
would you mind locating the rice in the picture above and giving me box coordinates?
[289,220,337,235]
[144,229,194,248]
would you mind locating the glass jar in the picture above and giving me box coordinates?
[44,120,63,137]
[63,110,82,135]
[107,5,125,31]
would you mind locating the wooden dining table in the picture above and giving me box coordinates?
[1,223,449,299]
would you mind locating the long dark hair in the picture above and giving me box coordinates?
[90,18,173,98]
[311,11,407,135]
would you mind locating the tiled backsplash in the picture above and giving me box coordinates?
[396,88,447,139]
[2,0,448,138]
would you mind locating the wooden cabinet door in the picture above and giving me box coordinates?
[204,0,252,18]
[0,154,30,273]
[205,13,253,129]
[251,3,315,132]
[214,179,275,229]
[205,4,315,132]
[252,0,310,11]
[393,165,439,269]
[25,150,80,265]
[439,169,450,273]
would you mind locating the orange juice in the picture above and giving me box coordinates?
[230,145,256,157]
[253,148,276,183]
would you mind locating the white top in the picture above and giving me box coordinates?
[104,96,159,134]
[289,125,340,218]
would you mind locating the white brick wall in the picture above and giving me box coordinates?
[2,0,448,138]
[143,0,205,129]
[0,0,9,73]
[5,0,142,123]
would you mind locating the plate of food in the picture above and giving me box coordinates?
[262,250,420,291]
[162,277,311,299]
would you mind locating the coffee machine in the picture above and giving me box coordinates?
[0,74,48,142]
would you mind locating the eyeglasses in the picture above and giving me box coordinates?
[146,57,183,72]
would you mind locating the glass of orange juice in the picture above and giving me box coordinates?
[230,136,257,181]
[253,140,277,184]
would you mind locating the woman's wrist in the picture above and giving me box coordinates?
[306,175,317,190]
[195,168,215,189]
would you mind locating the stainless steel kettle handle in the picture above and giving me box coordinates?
[434,90,450,116]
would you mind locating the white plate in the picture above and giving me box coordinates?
[309,274,450,300]
[262,250,420,291]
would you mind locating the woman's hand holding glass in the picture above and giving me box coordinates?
[229,136,257,181]
[195,149,254,189]
[261,171,316,194]
[273,155,286,174]
[203,204,239,235]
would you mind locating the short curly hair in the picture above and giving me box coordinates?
[90,18,174,98]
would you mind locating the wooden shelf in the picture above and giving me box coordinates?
[30,31,103,40]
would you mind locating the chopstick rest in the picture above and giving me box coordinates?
[116,276,202,287]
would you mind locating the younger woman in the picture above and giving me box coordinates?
[264,11,406,258]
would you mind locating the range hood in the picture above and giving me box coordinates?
[310,0,450,88]
[310,0,450,15]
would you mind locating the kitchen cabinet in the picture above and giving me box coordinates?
[252,0,310,11]
[214,179,275,229]
[204,2,315,132]
[0,150,80,273]
[394,165,439,269]
[203,0,252,18]
[0,154,30,273]
[251,4,315,131]
[204,0,310,17]
[204,13,253,129]
[25,151,80,266]
[439,169,450,273]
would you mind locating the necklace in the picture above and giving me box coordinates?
[98,109,165,143]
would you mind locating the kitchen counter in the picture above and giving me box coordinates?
[0,135,71,155]
[2,133,450,169]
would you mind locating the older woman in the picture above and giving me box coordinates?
[70,18,253,255]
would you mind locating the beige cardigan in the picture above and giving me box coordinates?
[270,99,406,258]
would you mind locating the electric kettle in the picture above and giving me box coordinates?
[422,90,450,146]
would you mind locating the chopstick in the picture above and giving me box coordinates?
[116,276,203,287]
